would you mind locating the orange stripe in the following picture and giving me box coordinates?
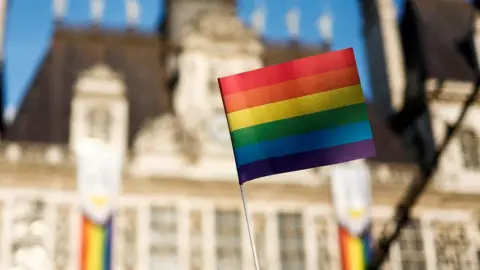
[218,48,356,96]
[339,227,351,270]
[80,216,88,270]
[223,66,360,113]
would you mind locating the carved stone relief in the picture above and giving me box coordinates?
[10,197,51,270]
[132,9,263,165]
[133,113,200,163]
[181,9,263,56]
[432,221,475,270]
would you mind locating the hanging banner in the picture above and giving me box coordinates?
[331,160,373,270]
[76,139,123,224]
[331,160,372,236]
[76,139,123,270]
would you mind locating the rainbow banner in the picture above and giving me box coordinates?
[218,48,375,184]
[338,226,372,270]
[76,139,123,270]
[331,161,373,270]
[80,217,113,270]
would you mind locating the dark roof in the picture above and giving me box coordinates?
[401,0,477,81]
[263,41,330,66]
[367,103,416,164]
[5,26,170,147]
[3,26,414,165]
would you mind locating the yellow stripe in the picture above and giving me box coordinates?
[227,85,364,131]
[86,222,104,270]
[348,236,365,270]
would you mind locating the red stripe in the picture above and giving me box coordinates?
[80,216,88,270]
[223,66,360,113]
[339,226,351,270]
[218,48,356,96]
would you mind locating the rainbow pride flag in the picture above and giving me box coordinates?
[80,216,113,270]
[218,48,376,184]
[338,226,372,270]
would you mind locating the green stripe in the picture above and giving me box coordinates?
[231,103,369,148]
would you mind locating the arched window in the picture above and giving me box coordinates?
[86,108,112,141]
[459,129,480,169]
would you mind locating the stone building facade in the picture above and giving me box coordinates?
[0,0,479,269]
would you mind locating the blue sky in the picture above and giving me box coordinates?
[4,0,405,120]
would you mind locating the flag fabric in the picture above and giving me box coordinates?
[218,48,376,184]
[76,139,122,270]
[331,161,373,270]
[80,217,113,270]
[338,226,372,270]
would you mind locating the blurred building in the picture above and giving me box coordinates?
[0,0,478,269]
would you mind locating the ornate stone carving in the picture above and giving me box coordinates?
[182,10,263,56]
[432,221,475,270]
[5,143,21,162]
[0,142,72,166]
[45,146,63,165]
[10,197,51,269]
[368,162,417,185]
[75,63,124,95]
[133,113,200,163]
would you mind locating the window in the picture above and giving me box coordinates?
[86,107,112,141]
[372,220,393,270]
[278,213,305,270]
[459,129,480,169]
[397,219,426,270]
[215,210,242,270]
[149,207,178,269]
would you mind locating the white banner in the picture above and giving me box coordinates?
[76,139,123,225]
[330,160,372,236]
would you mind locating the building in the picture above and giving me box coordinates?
[0,0,478,269]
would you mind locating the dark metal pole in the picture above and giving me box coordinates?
[368,79,480,269]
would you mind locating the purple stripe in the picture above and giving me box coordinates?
[237,139,376,184]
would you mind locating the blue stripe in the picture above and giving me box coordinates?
[234,121,373,166]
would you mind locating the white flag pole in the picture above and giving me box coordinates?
[239,184,260,270]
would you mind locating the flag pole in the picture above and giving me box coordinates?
[240,184,260,270]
